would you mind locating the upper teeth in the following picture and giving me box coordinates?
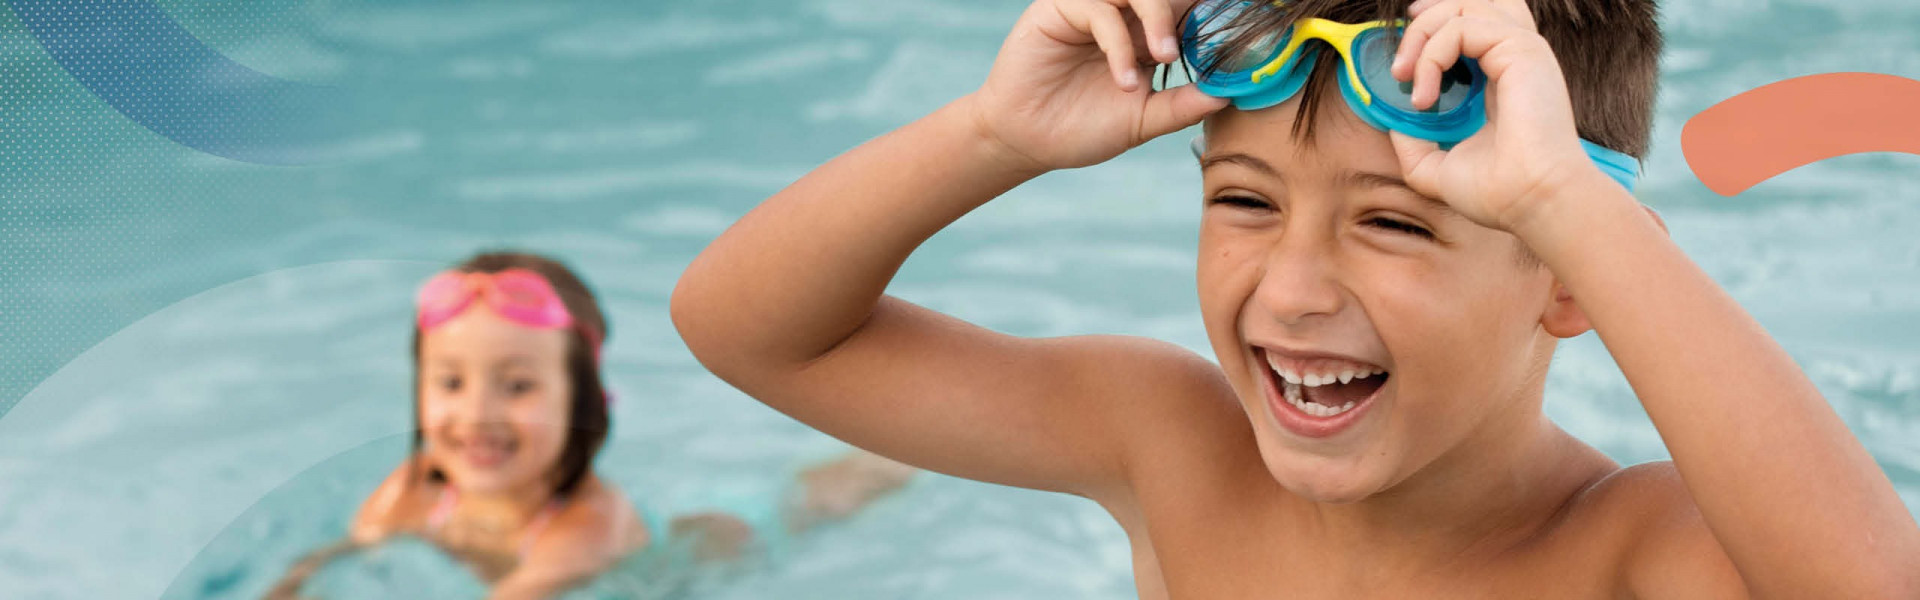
[1265,354,1383,387]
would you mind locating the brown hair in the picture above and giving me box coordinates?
[1181,0,1662,158]
[409,250,612,499]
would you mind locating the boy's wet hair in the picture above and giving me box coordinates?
[409,250,612,499]
[1181,0,1662,159]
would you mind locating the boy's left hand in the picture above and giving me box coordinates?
[1386,0,1613,233]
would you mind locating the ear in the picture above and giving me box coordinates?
[1540,204,1662,338]
[1540,277,1591,339]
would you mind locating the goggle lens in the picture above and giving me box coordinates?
[1355,29,1475,114]
[1184,0,1288,84]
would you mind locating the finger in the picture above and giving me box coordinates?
[1393,0,1462,81]
[1412,18,1467,109]
[1397,0,1530,81]
[1486,0,1537,29]
[1425,13,1541,86]
[1408,0,1446,16]
[1388,131,1446,199]
[1123,0,1180,64]
[1072,0,1145,90]
[1138,84,1231,141]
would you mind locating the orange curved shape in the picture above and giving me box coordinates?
[1681,72,1920,196]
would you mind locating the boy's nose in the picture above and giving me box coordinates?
[1252,238,1345,327]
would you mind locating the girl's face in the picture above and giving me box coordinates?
[417,307,573,497]
[1196,100,1561,503]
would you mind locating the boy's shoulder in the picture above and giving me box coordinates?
[1559,461,1744,596]
[1074,334,1247,440]
[1076,334,1268,503]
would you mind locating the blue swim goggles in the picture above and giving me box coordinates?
[1180,0,1639,191]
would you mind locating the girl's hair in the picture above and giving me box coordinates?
[408,250,612,499]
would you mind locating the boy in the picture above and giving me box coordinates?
[671,0,1920,596]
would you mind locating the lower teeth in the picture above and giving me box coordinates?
[1283,381,1356,417]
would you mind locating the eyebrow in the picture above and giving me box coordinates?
[1201,152,1460,219]
[1199,152,1277,176]
[1340,170,1460,219]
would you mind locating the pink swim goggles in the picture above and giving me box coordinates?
[414,268,603,360]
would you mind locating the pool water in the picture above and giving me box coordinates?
[1,0,1916,598]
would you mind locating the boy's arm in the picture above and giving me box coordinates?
[1383,0,1919,594]
[671,95,1220,498]
[672,0,1225,499]
[1517,183,1920,597]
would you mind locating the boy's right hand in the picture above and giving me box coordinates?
[970,0,1230,172]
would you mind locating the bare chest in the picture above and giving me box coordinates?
[1113,494,1623,599]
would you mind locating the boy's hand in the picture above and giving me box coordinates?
[970,0,1230,172]
[1385,0,1616,233]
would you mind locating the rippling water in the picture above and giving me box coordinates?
[1,0,1915,598]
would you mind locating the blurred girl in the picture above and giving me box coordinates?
[270,251,913,599]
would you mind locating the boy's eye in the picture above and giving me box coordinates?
[1209,195,1272,210]
[437,376,462,392]
[1365,216,1434,239]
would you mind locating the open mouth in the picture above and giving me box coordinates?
[447,431,519,469]
[1257,347,1390,437]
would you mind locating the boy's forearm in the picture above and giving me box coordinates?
[673,95,1042,368]
[1516,178,1920,595]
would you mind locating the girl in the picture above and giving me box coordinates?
[271,250,915,600]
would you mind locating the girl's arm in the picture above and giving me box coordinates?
[261,539,360,600]
[670,0,1226,498]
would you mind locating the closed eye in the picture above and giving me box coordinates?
[1366,217,1433,239]
[1209,195,1272,210]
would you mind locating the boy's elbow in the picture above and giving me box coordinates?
[668,261,749,379]
[668,267,717,361]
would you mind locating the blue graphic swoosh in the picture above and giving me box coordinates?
[7,0,350,164]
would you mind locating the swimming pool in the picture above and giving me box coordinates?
[1,0,1916,597]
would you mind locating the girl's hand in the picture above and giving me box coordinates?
[970,0,1230,172]
[1386,0,1617,233]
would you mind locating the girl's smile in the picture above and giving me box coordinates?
[418,307,572,497]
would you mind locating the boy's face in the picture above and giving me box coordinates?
[417,308,573,496]
[1196,98,1560,502]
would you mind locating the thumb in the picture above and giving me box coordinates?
[1389,130,1446,199]
[1139,84,1230,142]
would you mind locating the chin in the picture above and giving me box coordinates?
[1247,420,1397,504]
[1266,453,1392,504]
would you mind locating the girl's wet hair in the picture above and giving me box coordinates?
[1171,0,1661,158]
[409,250,612,499]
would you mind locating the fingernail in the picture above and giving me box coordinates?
[1121,69,1139,88]
[1160,37,1179,60]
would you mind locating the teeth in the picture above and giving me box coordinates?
[1264,351,1388,389]
[1280,381,1360,418]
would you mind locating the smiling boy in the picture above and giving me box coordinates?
[669,0,1920,596]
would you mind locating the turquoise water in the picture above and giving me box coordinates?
[1,0,1916,597]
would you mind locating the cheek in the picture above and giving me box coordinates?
[511,391,572,450]
[417,391,455,432]
[1196,231,1267,328]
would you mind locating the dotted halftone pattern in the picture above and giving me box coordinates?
[0,0,311,414]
